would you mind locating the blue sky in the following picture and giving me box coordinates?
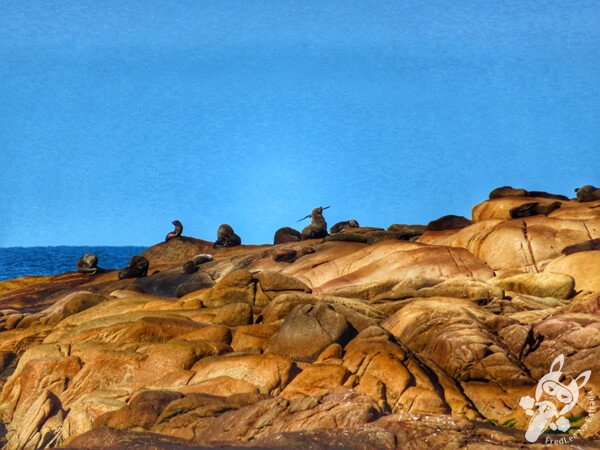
[1,1,599,246]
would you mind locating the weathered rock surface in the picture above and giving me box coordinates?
[1,188,599,448]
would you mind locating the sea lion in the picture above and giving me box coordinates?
[575,185,600,202]
[118,255,149,279]
[489,186,568,201]
[527,191,569,201]
[300,206,329,240]
[273,246,316,263]
[182,253,214,273]
[165,220,183,241]
[273,227,302,244]
[509,201,562,218]
[489,186,528,199]
[213,224,242,248]
[329,220,359,234]
[76,253,103,275]
[561,239,600,256]
[192,254,214,265]
[182,260,198,274]
[386,224,427,239]
[426,215,473,231]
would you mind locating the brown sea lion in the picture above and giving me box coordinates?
[509,201,561,218]
[426,215,473,231]
[273,246,316,263]
[329,219,359,234]
[192,254,213,265]
[76,253,103,275]
[273,227,302,244]
[527,191,569,201]
[386,224,427,239]
[489,186,528,199]
[575,185,600,202]
[489,186,568,201]
[300,206,329,240]
[182,253,214,273]
[165,220,183,241]
[182,260,198,274]
[118,255,149,279]
[562,239,600,256]
[213,224,242,248]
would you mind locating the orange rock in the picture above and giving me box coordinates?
[544,251,600,292]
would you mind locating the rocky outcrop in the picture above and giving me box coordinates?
[1,187,599,448]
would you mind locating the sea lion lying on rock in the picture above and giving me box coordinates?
[489,186,568,200]
[182,253,214,274]
[273,227,302,244]
[76,253,103,275]
[575,185,600,202]
[527,191,569,200]
[213,224,241,248]
[386,224,427,239]
[273,246,316,263]
[330,220,359,234]
[300,207,329,240]
[165,220,183,241]
[562,238,600,256]
[489,186,529,199]
[426,215,473,231]
[509,201,561,218]
[118,255,149,279]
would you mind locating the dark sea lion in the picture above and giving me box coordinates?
[426,215,473,231]
[118,255,149,279]
[273,227,302,244]
[527,191,569,201]
[562,239,600,256]
[510,201,562,218]
[489,186,528,199]
[489,186,568,201]
[575,185,600,202]
[273,246,316,263]
[329,220,359,234]
[300,206,329,240]
[213,224,242,248]
[386,224,427,239]
[192,254,213,265]
[325,233,368,243]
[76,253,103,275]
[182,253,214,274]
[165,220,183,242]
[182,260,198,274]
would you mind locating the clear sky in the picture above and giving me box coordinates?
[1,1,598,247]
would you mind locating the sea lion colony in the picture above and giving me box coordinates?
[78,184,598,277]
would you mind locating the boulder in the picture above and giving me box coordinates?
[201,270,255,308]
[93,390,183,431]
[188,353,295,395]
[490,273,575,299]
[254,271,311,293]
[266,303,355,362]
[544,251,600,292]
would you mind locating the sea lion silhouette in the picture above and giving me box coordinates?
[165,220,183,241]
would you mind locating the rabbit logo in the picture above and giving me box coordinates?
[519,354,591,442]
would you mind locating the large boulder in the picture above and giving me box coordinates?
[490,273,575,299]
[188,353,295,395]
[266,303,355,362]
[544,251,600,292]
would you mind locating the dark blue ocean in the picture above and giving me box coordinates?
[0,246,147,281]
